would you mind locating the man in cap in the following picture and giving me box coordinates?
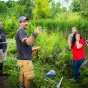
[0,21,7,75]
[16,16,42,88]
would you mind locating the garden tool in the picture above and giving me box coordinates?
[46,70,63,88]
[85,40,88,46]
[46,76,63,88]
[0,40,15,44]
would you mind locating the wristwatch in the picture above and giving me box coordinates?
[32,33,37,38]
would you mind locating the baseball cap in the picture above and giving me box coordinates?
[18,16,29,22]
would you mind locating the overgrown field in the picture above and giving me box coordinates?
[1,13,88,39]
[3,32,88,88]
[0,1,88,88]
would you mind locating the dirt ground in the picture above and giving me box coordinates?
[0,75,14,88]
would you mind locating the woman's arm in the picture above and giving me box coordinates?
[76,40,83,49]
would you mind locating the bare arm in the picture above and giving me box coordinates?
[21,27,42,46]
[76,41,83,49]
[22,35,34,46]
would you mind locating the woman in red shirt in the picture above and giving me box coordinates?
[71,32,85,82]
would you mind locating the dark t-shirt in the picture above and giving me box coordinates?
[16,28,32,60]
[0,29,3,49]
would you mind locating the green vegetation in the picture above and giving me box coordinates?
[1,13,88,39]
[4,32,88,88]
[0,0,88,88]
[32,0,50,19]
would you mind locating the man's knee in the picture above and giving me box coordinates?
[24,78,30,88]
[19,74,24,85]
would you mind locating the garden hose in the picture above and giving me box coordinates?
[0,40,15,44]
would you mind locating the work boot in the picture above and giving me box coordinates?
[0,63,8,76]
[20,85,25,88]
[0,63,3,75]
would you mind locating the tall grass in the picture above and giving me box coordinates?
[1,13,88,38]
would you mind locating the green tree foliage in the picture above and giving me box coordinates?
[50,0,61,18]
[70,0,81,12]
[17,0,34,19]
[79,0,88,17]
[32,0,50,19]
[0,1,8,17]
[70,0,88,18]
[6,1,19,17]
[0,0,34,19]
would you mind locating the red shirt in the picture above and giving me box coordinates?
[72,39,85,61]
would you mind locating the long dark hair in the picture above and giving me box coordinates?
[71,32,82,48]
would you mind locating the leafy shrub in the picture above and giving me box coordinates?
[34,31,73,77]
[3,17,18,38]
[3,54,19,88]
[79,78,88,88]
[7,39,16,54]
[35,32,63,63]
[3,31,88,88]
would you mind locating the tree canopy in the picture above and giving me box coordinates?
[0,0,88,19]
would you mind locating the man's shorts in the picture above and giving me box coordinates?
[17,60,35,80]
[0,49,7,63]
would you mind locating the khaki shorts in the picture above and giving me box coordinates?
[0,49,7,63]
[17,60,35,80]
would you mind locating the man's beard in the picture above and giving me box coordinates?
[24,25,28,29]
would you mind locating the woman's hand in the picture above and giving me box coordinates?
[75,33,83,49]
[76,41,83,49]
